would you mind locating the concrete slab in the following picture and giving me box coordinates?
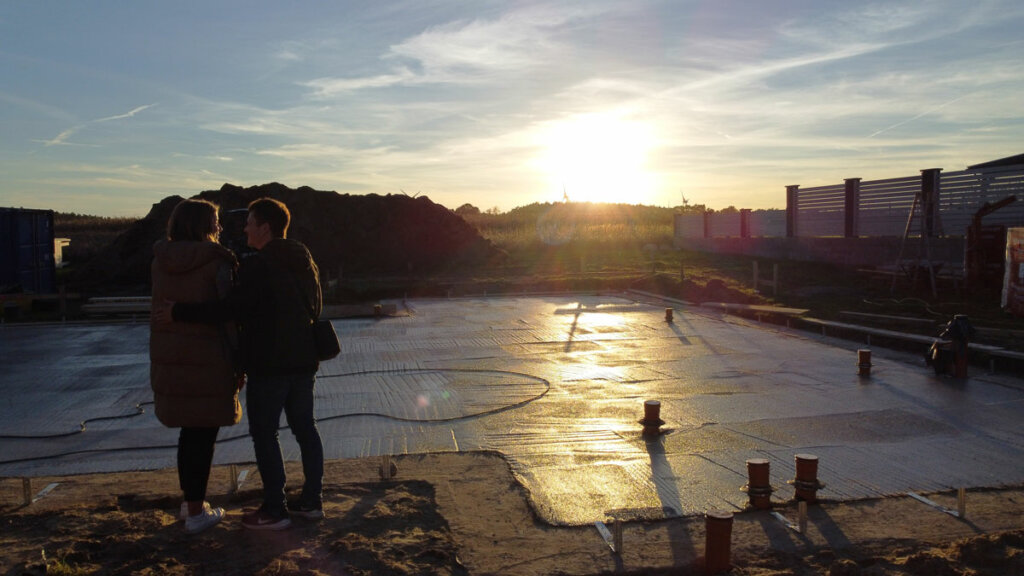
[1,293,1022,526]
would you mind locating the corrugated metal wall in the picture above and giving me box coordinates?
[1,208,56,294]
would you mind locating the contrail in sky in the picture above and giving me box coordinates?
[42,103,157,146]
[96,104,155,123]
[868,95,968,138]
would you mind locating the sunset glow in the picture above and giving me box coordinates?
[534,113,658,205]
[2,2,1022,215]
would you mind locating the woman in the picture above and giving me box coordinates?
[150,199,241,534]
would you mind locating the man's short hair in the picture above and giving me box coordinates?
[248,197,290,238]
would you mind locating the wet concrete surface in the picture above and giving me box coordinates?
[2,292,1023,525]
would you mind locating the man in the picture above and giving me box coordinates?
[164,197,325,530]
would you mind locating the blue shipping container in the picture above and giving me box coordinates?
[0,207,56,294]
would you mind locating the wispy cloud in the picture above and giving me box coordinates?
[302,69,417,97]
[0,90,77,122]
[299,4,604,98]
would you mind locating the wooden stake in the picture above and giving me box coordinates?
[233,467,249,492]
[22,478,31,506]
[798,501,808,534]
[594,521,616,553]
[34,483,58,502]
[908,491,960,518]
[957,487,966,519]
[770,511,797,532]
[612,519,623,555]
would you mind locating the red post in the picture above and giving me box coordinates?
[640,400,664,437]
[858,349,871,377]
[704,510,733,574]
[743,458,773,510]
[793,453,822,503]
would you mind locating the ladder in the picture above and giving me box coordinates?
[892,192,939,297]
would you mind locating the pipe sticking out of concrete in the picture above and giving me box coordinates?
[704,509,733,574]
[791,453,824,503]
[640,399,665,437]
[665,308,674,322]
[858,349,872,377]
[742,458,774,510]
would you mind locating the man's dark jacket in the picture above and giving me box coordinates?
[174,238,322,376]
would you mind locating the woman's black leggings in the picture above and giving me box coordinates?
[177,427,220,502]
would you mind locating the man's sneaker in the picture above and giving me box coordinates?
[288,500,325,520]
[241,507,292,531]
[184,502,225,534]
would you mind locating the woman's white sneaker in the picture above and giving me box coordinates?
[184,502,225,534]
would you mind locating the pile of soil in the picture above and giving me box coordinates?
[2,454,1023,575]
[69,183,503,294]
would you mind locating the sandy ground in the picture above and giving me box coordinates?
[2,452,1023,576]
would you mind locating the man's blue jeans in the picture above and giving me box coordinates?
[246,371,324,516]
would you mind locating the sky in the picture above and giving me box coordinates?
[2,1,1023,217]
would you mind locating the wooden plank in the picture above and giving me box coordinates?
[87,297,151,304]
[700,302,808,316]
[798,183,846,195]
[838,311,937,327]
[798,317,936,345]
[860,175,922,187]
[798,317,1024,361]
[81,302,151,315]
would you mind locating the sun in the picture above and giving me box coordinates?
[533,112,657,205]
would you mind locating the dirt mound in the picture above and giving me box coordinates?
[70,183,503,294]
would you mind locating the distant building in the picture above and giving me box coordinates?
[968,153,1024,171]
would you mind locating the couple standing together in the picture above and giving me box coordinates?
[150,197,324,534]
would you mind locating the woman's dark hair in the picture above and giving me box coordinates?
[167,199,219,242]
[247,197,290,238]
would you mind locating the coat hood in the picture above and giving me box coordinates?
[153,240,236,275]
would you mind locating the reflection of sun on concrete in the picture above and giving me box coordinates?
[577,309,630,333]
[549,303,637,342]
[561,363,627,382]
